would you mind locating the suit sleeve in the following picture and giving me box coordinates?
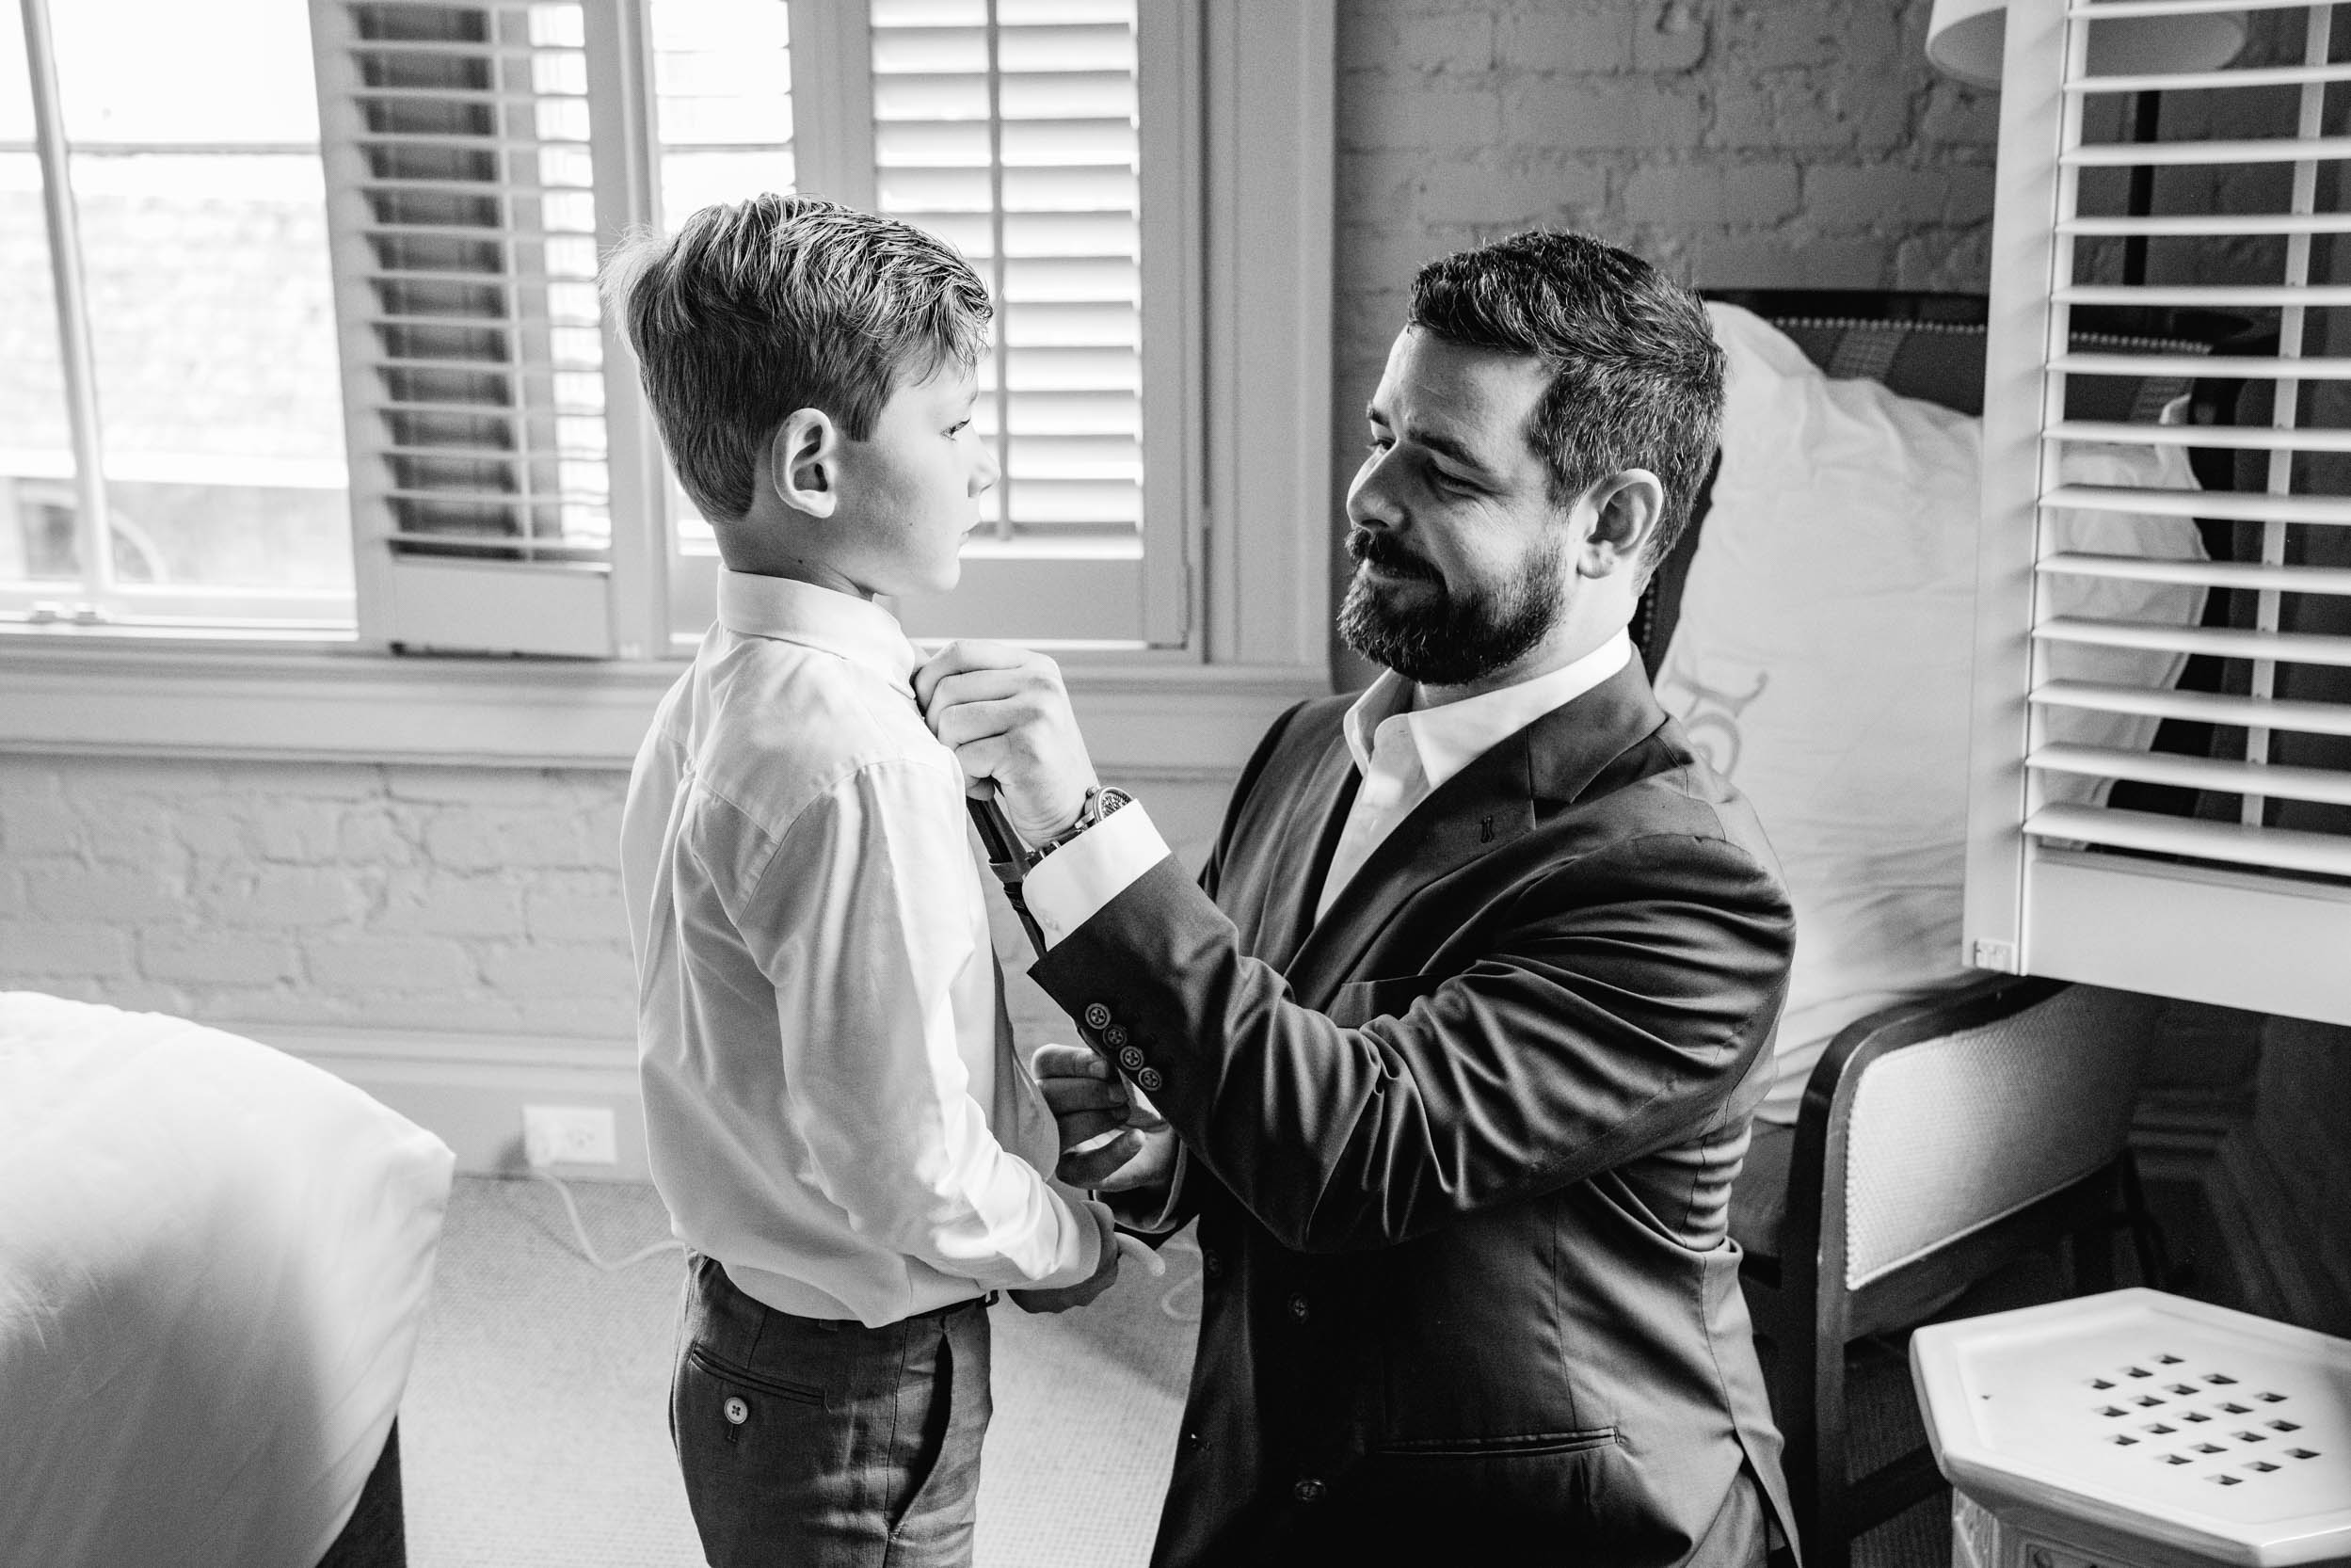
[1027,829,1793,1255]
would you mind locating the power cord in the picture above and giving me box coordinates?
[530,1171,686,1272]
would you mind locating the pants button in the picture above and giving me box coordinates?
[723,1396,748,1425]
[1293,1477,1325,1503]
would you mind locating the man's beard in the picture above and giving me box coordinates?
[1336,526,1566,687]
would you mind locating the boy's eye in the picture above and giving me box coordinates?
[947,419,971,437]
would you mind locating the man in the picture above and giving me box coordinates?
[919,230,1798,1565]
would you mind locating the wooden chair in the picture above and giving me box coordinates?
[1737,975,2166,1567]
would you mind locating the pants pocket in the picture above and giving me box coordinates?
[686,1343,825,1410]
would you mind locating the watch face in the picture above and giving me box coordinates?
[1097,787,1132,816]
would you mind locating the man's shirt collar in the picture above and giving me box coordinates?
[717,568,926,696]
[1341,630,1634,793]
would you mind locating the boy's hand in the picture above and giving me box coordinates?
[1032,1044,1179,1192]
[914,641,1098,845]
[1010,1199,1124,1314]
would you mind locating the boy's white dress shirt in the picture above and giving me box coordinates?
[624,570,1101,1328]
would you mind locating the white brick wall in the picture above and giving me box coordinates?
[1,757,635,1037]
[0,754,1234,1055]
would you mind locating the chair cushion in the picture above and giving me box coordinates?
[1655,305,2206,1126]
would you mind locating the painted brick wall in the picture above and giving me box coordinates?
[0,758,638,1037]
[0,754,1232,1050]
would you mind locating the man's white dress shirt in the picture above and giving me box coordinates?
[623,570,1101,1328]
[1025,631,1635,940]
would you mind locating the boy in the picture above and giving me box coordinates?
[606,194,1123,1568]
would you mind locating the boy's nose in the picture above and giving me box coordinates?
[972,440,1001,495]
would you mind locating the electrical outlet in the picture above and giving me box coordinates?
[522,1104,617,1168]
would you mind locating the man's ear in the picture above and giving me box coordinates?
[768,408,840,519]
[1574,469,1665,581]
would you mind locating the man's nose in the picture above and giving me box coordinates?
[1347,449,1399,528]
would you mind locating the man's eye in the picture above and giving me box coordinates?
[1365,436,1392,456]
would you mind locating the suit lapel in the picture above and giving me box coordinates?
[1284,661,1669,1006]
[1241,730,1361,977]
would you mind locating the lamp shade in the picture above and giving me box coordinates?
[1926,0,2246,88]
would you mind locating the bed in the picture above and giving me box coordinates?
[0,991,455,1567]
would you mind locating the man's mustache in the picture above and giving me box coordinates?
[1346,528,1438,580]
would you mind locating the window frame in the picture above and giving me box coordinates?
[0,0,1335,775]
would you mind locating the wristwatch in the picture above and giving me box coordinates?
[1029,784,1132,868]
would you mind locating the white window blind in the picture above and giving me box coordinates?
[1969,0,2351,1023]
[309,0,619,655]
[858,0,1190,646]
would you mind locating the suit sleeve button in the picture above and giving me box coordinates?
[1135,1067,1163,1092]
[1203,1249,1223,1278]
[1292,1478,1325,1503]
[1287,1293,1309,1323]
[1117,1046,1146,1072]
[1082,1002,1112,1030]
[1102,1024,1128,1048]
[1183,1428,1206,1451]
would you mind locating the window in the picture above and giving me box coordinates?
[1967,0,2351,1024]
[2,0,352,631]
[1,2,1331,768]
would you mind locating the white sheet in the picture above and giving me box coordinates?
[0,992,455,1568]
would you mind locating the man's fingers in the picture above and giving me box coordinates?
[914,639,1045,713]
[1039,1072,1127,1116]
[1116,1233,1167,1278]
[1048,1105,1130,1149]
[1058,1128,1144,1188]
[1032,1043,1111,1080]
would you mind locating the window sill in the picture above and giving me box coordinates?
[0,634,1327,776]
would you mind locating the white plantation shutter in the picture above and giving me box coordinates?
[309,0,623,655]
[1969,0,2351,1022]
[861,0,1189,645]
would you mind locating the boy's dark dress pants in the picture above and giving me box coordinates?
[673,1252,991,1568]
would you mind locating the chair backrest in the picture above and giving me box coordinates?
[1839,984,2160,1289]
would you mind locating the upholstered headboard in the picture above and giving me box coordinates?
[1633,289,2263,680]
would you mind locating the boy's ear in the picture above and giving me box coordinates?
[1573,468,1665,581]
[768,408,841,519]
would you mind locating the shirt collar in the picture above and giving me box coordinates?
[716,569,926,695]
[1341,630,1634,793]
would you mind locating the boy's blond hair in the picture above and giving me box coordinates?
[601,193,992,522]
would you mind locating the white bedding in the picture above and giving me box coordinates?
[0,992,456,1567]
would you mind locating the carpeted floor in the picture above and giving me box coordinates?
[402,1175,1975,1568]
[400,1176,1195,1568]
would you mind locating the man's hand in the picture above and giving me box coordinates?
[914,641,1099,845]
[1010,1198,1123,1314]
[1032,1043,1179,1192]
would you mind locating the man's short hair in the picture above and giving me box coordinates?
[1408,231,1723,574]
[600,193,992,522]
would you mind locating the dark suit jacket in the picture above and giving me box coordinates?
[1030,660,1799,1567]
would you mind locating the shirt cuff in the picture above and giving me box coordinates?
[1021,799,1169,949]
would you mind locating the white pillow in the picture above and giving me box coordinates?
[1658,305,2205,1125]
[0,992,456,1568]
